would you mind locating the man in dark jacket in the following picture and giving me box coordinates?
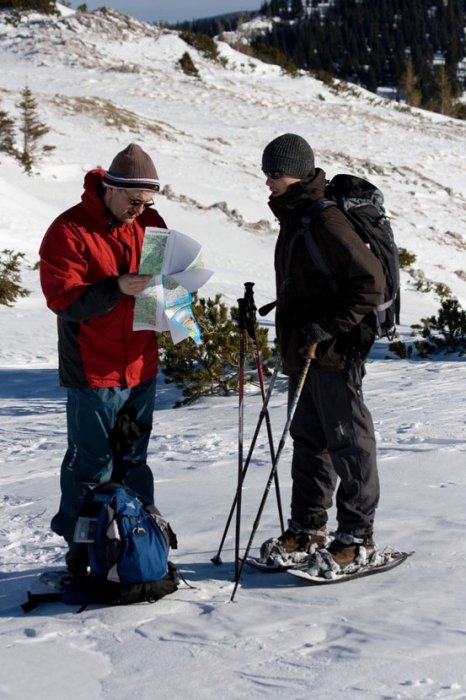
[259,134,385,573]
[40,143,167,573]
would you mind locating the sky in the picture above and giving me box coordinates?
[74,0,262,24]
[1,7,466,700]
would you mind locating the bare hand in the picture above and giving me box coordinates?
[118,273,152,296]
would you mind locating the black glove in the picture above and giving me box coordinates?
[302,321,333,347]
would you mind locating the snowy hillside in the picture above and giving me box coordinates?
[1,5,466,700]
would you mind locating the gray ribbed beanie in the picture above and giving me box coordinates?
[103,143,160,192]
[262,133,315,179]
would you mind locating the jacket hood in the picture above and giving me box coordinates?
[81,169,115,228]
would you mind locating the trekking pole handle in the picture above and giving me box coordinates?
[237,297,246,331]
[243,282,257,341]
[244,281,255,297]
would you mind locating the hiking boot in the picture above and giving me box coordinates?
[302,532,378,578]
[326,532,377,569]
[260,520,329,567]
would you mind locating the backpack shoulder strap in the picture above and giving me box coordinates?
[299,199,339,295]
[263,198,339,315]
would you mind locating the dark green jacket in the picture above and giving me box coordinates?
[270,169,385,374]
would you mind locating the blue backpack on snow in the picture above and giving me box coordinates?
[22,483,179,612]
[71,482,179,605]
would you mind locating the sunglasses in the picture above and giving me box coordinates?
[263,170,285,180]
[123,189,155,209]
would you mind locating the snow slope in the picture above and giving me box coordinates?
[0,5,466,700]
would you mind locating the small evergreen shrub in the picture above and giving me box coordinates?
[434,282,452,301]
[389,296,466,358]
[387,339,412,359]
[414,273,433,294]
[0,249,30,306]
[0,0,57,13]
[250,42,298,75]
[178,52,199,78]
[311,69,335,86]
[398,247,416,269]
[414,297,466,355]
[158,294,273,406]
[180,31,220,61]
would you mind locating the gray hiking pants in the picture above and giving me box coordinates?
[288,362,379,538]
[51,379,156,545]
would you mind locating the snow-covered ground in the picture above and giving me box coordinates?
[1,5,466,699]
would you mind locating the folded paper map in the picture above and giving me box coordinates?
[133,228,213,344]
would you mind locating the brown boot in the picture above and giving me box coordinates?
[327,535,376,569]
[279,527,327,552]
[260,522,328,566]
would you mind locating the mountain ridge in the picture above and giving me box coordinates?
[0,5,465,312]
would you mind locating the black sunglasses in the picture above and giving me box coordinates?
[123,190,155,209]
[263,170,285,180]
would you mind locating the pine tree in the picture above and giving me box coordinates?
[290,0,304,19]
[0,249,30,307]
[267,0,284,17]
[16,86,53,174]
[247,0,466,107]
[0,104,16,155]
[429,65,455,116]
[400,58,422,107]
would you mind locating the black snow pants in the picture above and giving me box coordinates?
[288,361,379,538]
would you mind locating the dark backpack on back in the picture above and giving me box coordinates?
[301,174,400,339]
[70,482,179,606]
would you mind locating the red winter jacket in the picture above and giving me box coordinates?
[39,169,167,388]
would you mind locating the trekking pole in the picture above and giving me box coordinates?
[243,282,284,532]
[230,351,313,602]
[234,296,246,581]
[211,283,284,567]
[211,358,281,566]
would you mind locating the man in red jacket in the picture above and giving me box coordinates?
[40,143,167,573]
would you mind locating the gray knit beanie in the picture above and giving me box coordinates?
[103,143,160,192]
[262,133,315,179]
